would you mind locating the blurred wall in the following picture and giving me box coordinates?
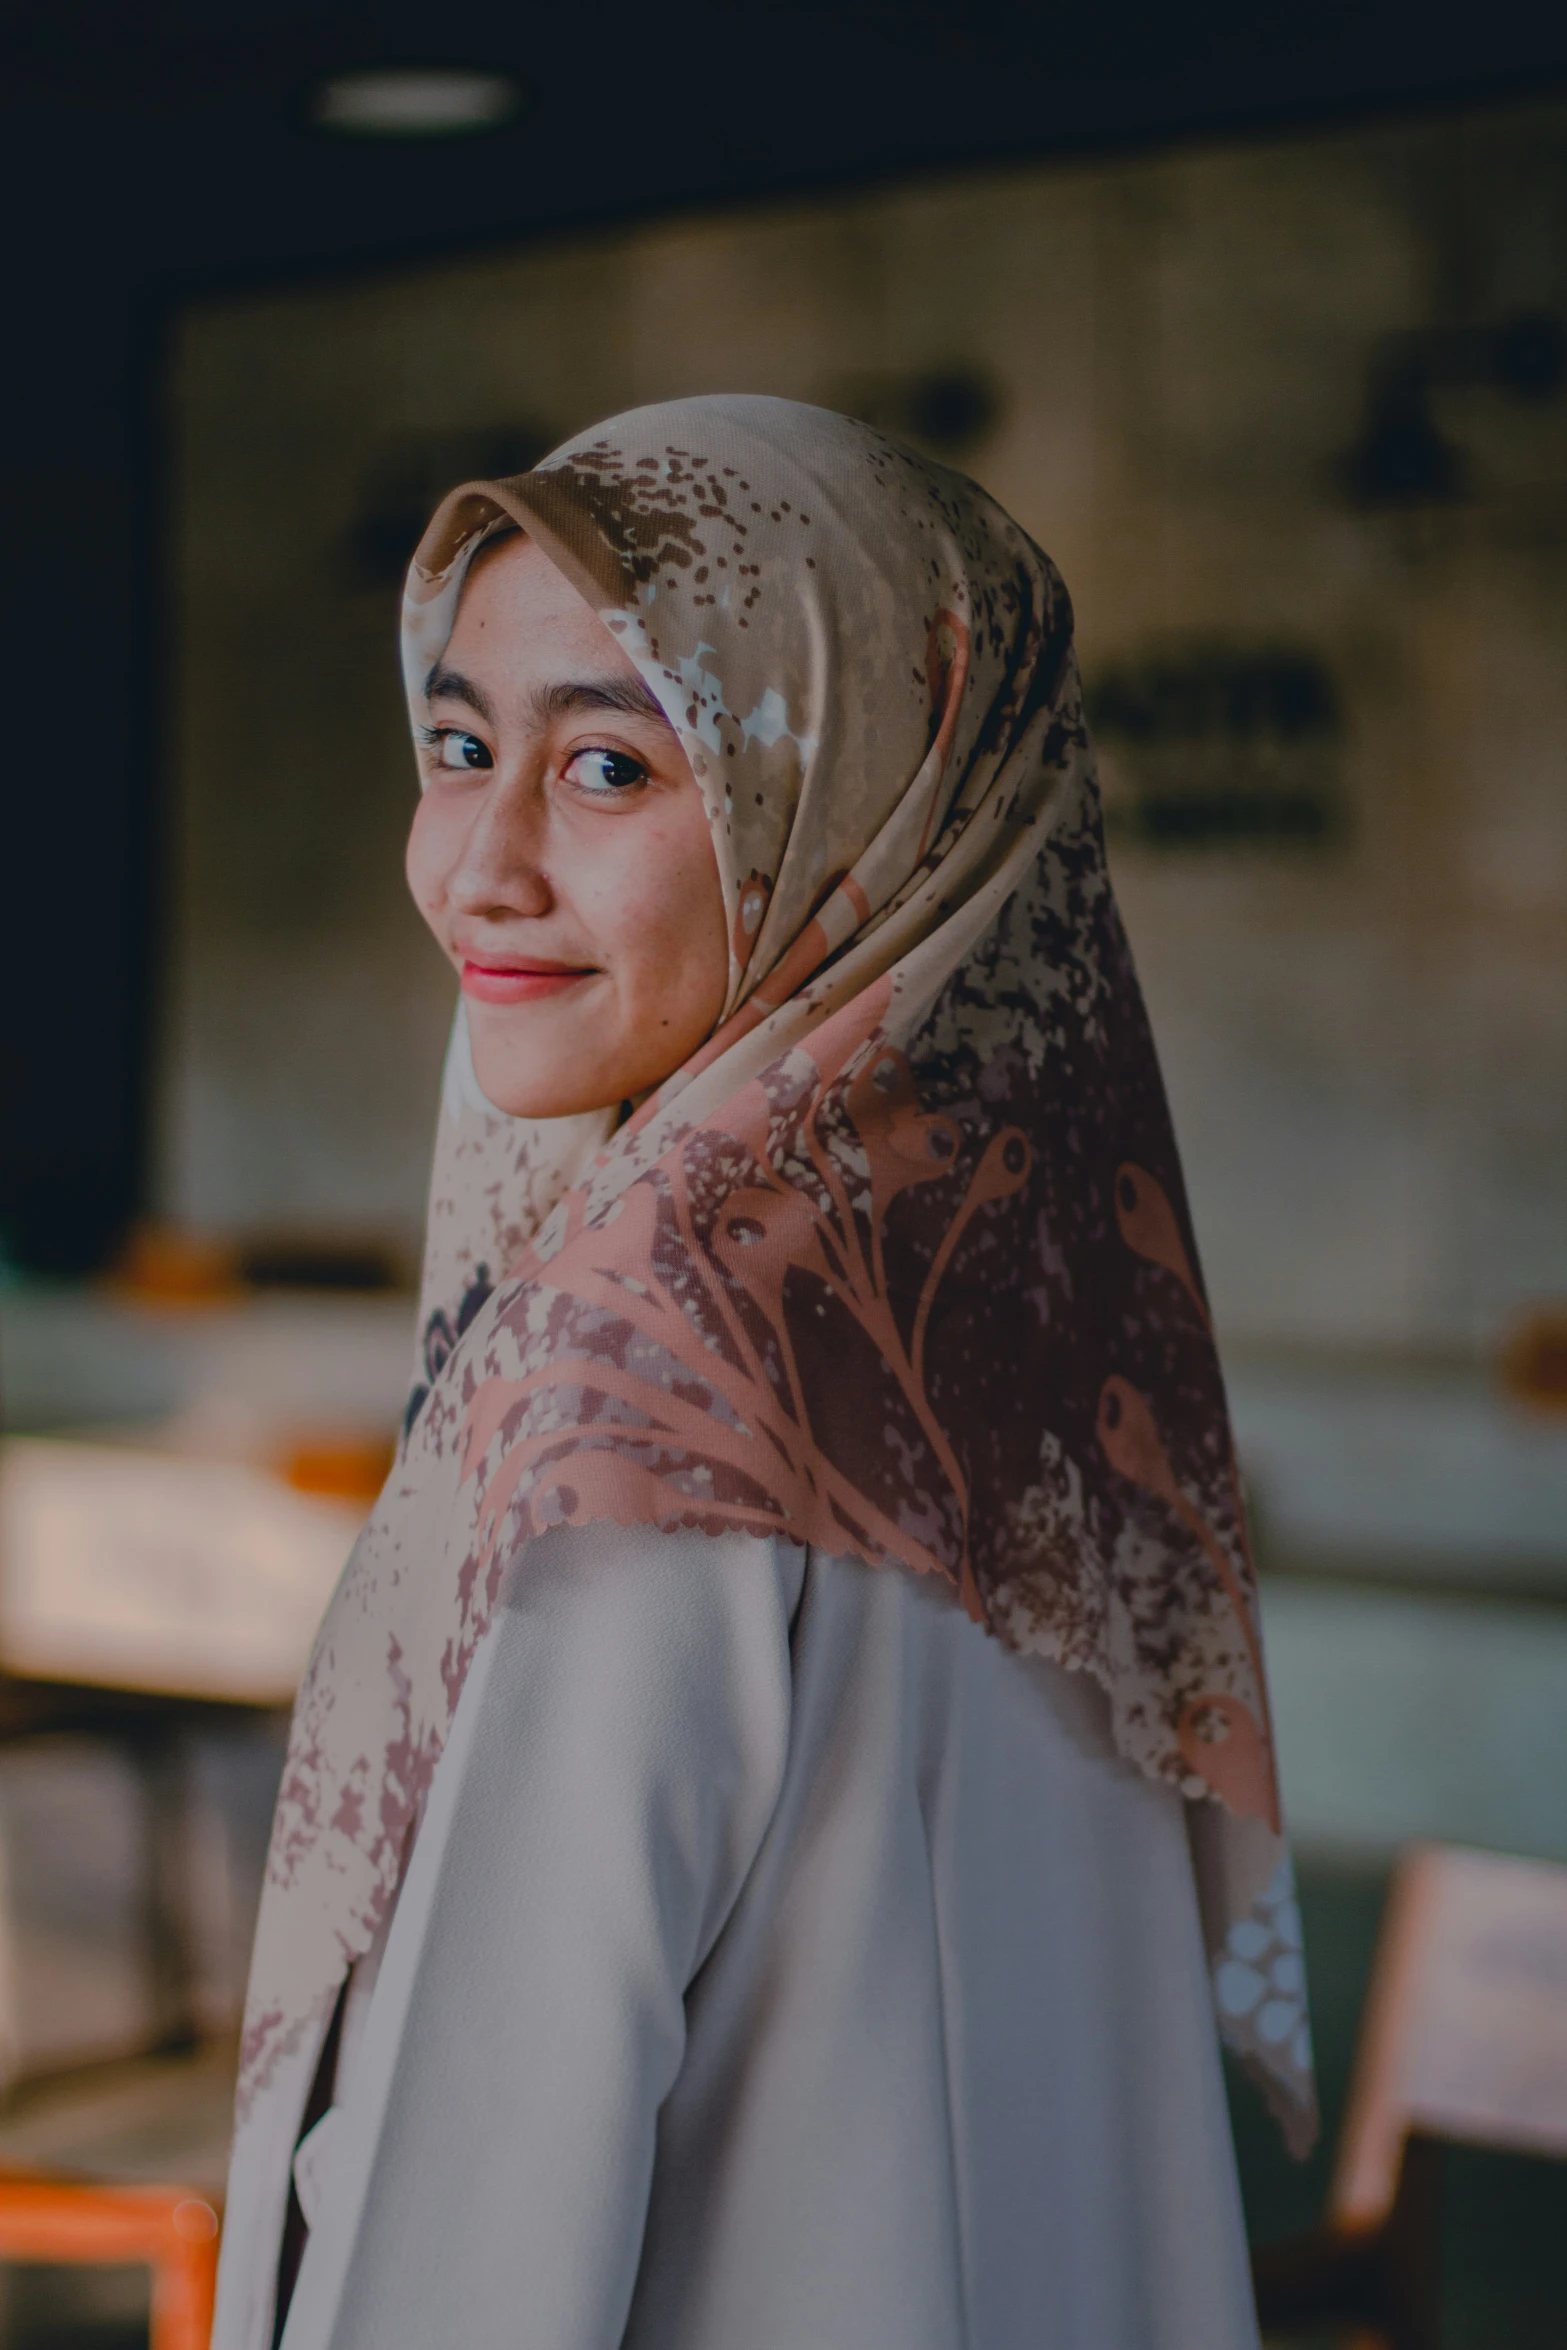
[164,95,1567,1353]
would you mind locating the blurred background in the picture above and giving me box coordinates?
[3,5,1567,2343]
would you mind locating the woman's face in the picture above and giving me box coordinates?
[406,533,729,1118]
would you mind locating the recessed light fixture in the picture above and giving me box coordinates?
[307,66,526,139]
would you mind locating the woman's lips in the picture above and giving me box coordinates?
[460,959,595,1005]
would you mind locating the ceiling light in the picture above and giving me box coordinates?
[307,67,525,140]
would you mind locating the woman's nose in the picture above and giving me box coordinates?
[446,781,552,919]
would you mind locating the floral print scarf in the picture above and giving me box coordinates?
[236,395,1315,2160]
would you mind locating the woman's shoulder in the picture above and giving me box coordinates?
[494,1518,809,1647]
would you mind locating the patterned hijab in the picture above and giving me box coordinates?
[239,395,1315,2152]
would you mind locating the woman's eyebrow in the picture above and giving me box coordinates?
[528,676,672,728]
[422,668,672,730]
[424,663,494,721]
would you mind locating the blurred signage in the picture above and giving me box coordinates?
[1088,639,1343,850]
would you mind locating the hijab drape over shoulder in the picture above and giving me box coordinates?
[238,396,1315,2152]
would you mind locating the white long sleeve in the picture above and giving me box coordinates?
[280,1524,804,2350]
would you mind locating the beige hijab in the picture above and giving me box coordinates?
[239,395,1315,2156]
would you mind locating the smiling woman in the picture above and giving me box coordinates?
[214,395,1311,2350]
[405,530,729,1116]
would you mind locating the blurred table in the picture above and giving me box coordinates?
[0,1440,362,1711]
[0,1280,411,2076]
[0,1437,369,2075]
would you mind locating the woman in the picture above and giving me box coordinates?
[215,394,1314,2350]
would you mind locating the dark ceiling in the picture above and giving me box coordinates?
[8,0,1567,308]
[3,0,1566,1276]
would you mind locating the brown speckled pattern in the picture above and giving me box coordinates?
[237,398,1314,2152]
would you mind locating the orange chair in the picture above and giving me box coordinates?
[0,2171,218,2350]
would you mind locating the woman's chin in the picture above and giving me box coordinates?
[465,1005,620,1120]
[465,995,716,1120]
[470,1055,623,1120]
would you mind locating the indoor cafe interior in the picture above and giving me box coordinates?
[1,7,1565,2343]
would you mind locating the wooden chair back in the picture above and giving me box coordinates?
[1256,1841,1567,2350]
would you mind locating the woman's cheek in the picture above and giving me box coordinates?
[405,798,453,939]
[592,834,697,977]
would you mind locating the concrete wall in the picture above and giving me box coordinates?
[165,95,1567,1355]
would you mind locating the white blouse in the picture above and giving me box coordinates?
[265,1524,1258,2350]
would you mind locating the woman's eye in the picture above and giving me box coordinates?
[430,728,492,771]
[565,748,648,798]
